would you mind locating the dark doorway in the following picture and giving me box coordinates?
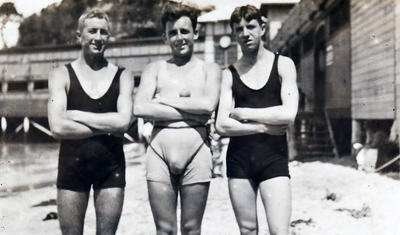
[314,26,326,114]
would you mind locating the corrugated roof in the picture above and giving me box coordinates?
[198,0,300,23]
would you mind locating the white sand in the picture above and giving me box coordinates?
[1,156,399,235]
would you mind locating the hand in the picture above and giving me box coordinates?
[229,108,246,121]
[262,124,288,135]
[142,122,154,143]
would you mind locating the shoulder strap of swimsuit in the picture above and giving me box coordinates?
[271,52,280,83]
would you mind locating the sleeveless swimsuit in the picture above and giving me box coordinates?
[226,53,290,184]
[56,64,126,192]
[145,61,213,186]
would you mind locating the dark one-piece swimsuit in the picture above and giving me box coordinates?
[226,52,290,185]
[56,64,126,192]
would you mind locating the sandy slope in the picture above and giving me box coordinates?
[1,155,399,235]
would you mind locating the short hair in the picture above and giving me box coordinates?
[230,5,263,30]
[160,2,200,31]
[77,8,111,33]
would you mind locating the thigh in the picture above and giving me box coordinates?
[180,182,210,231]
[93,156,126,190]
[57,189,90,235]
[228,179,258,231]
[182,144,213,186]
[146,141,171,184]
[57,155,91,192]
[93,187,125,235]
[147,181,178,232]
[259,177,291,235]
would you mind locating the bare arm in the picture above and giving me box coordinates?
[133,61,205,122]
[156,62,221,114]
[229,56,299,125]
[67,69,134,133]
[215,69,286,136]
[47,67,103,139]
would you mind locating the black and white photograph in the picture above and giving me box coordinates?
[0,0,399,234]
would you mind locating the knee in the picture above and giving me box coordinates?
[96,221,119,235]
[59,225,83,235]
[269,227,289,235]
[181,220,201,235]
[238,221,258,235]
[155,220,177,235]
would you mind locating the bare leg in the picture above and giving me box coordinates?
[57,189,89,235]
[180,182,210,235]
[259,177,291,235]
[93,187,125,235]
[228,179,258,235]
[148,181,178,235]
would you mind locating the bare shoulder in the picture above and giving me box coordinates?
[221,68,233,85]
[107,61,118,69]
[120,67,133,79]
[119,68,134,88]
[277,55,295,69]
[49,65,69,84]
[143,60,163,73]
[203,61,221,72]
[277,55,296,80]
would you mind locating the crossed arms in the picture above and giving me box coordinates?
[133,61,221,123]
[48,66,134,139]
[216,56,299,136]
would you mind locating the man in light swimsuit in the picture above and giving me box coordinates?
[133,2,221,235]
[48,9,134,235]
[216,5,298,235]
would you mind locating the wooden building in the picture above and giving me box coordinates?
[0,38,205,118]
[198,0,298,67]
[271,0,400,157]
[0,1,298,140]
[0,38,205,140]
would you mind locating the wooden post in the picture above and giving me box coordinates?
[27,65,34,94]
[351,119,363,155]
[204,23,215,63]
[1,117,6,142]
[1,67,7,94]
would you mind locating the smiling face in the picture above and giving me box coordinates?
[77,17,110,55]
[233,18,265,53]
[164,16,198,58]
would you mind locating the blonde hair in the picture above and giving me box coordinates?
[77,8,111,33]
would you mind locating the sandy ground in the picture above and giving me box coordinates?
[1,144,400,235]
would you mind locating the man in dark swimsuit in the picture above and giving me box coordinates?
[216,5,298,235]
[134,2,221,235]
[48,9,134,235]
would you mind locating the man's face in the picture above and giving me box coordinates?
[165,16,198,57]
[78,17,110,55]
[233,18,264,52]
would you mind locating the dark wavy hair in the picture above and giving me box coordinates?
[230,5,263,30]
[160,2,200,31]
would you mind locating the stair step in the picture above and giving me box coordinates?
[296,151,335,158]
[295,138,332,144]
[297,145,333,151]
[295,131,329,137]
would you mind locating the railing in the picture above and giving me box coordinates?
[324,109,339,158]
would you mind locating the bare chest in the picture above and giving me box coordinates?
[156,63,206,97]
